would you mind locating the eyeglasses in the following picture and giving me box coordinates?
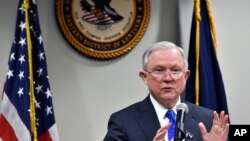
[146,69,184,79]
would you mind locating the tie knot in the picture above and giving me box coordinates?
[165,110,175,121]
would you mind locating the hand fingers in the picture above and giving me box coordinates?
[218,111,229,129]
[213,111,219,124]
[198,122,208,136]
[223,123,230,135]
[219,111,230,136]
[158,123,171,133]
[153,123,171,141]
[215,111,230,137]
[219,111,226,127]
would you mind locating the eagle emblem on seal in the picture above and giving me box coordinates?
[80,0,124,25]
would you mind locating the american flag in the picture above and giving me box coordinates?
[0,0,59,140]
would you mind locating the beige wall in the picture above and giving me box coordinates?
[1,0,250,140]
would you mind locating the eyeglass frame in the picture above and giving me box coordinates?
[144,68,186,79]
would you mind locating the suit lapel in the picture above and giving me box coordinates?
[184,102,203,140]
[136,96,160,141]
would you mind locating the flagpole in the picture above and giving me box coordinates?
[23,0,38,140]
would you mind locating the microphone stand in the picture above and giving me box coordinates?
[174,125,185,141]
[174,127,194,141]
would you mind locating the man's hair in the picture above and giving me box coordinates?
[142,41,188,70]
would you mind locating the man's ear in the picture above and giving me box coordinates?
[139,71,148,84]
[185,70,191,80]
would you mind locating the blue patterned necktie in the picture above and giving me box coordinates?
[165,110,176,141]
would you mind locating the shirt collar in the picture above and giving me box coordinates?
[150,94,181,119]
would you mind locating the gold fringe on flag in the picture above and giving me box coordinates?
[194,0,201,106]
[205,0,218,53]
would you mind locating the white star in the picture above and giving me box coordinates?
[30,10,36,18]
[37,35,42,44]
[45,88,52,99]
[18,87,24,97]
[30,25,34,32]
[35,84,43,94]
[18,70,25,80]
[34,98,41,109]
[7,69,14,79]
[38,52,45,61]
[46,106,53,115]
[32,0,36,4]
[19,21,26,31]
[36,118,39,126]
[37,68,43,77]
[19,6,25,14]
[18,55,25,64]
[18,37,26,47]
[10,53,15,61]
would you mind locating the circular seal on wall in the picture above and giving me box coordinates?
[55,0,150,60]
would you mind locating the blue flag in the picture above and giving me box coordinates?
[0,0,59,140]
[185,0,229,115]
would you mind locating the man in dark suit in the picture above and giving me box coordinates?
[103,41,229,141]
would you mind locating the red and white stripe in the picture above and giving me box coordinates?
[0,93,59,141]
[0,93,30,141]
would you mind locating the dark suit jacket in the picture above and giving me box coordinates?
[103,95,213,141]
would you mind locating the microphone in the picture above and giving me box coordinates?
[174,103,189,141]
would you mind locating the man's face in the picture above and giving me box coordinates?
[139,48,190,108]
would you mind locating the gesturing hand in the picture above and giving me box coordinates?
[153,123,171,141]
[199,111,229,141]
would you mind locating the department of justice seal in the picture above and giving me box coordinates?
[55,0,150,59]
